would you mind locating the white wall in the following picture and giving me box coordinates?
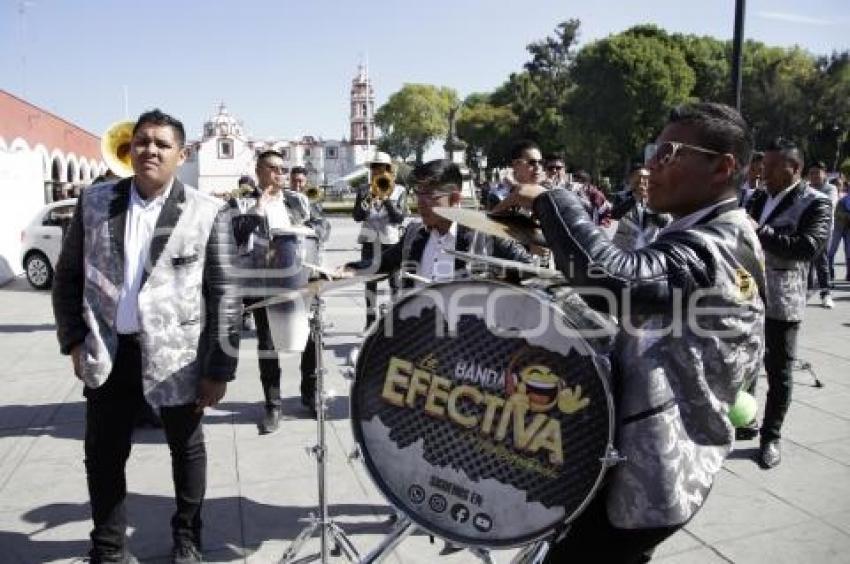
[196,137,254,195]
[0,150,44,284]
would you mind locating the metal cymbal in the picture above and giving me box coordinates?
[431,207,546,247]
[245,274,384,310]
[444,249,562,279]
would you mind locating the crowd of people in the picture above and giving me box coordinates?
[50,103,847,563]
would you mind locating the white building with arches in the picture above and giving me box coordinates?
[0,89,106,283]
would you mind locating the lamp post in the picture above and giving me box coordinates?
[731,0,746,110]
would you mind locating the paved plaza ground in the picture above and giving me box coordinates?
[1,217,849,563]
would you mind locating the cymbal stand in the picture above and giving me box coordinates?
[280,294,360,564]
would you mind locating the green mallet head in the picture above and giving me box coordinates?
[729,391,758,428]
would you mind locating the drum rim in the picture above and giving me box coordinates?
[350,279,616,549]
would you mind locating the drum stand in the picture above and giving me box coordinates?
[279,295,360,564]
[359,513,550,564]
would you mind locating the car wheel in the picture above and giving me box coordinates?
[25,252,53,290]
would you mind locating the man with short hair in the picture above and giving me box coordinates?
[233,151,317,433]
[486,140,544,209]
[286,165,331,412]
[611,164,671,250]
[738,151,764,207]
[53,109,241,563]
[746,141,832,467]
[569,170,612,226]
[544,152,569,189]
[805,160,837,308]
[288,165,331,243]
[352,152,407,328]
[496,102,765,562]
[343,159,531,285]
[611,164,650,219]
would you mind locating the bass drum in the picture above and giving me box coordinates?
[351,279,616,548]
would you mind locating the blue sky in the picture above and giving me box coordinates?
[1,0,847,142]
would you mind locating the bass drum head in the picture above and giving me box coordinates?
[352,280,614,548]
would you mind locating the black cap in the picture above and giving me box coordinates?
[808,160,827,171]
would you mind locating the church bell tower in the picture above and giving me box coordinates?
[350,64,375,147]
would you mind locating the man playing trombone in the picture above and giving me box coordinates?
[340,159,531,286]
[352,151,407,329]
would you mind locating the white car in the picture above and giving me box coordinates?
[20,199,77,290]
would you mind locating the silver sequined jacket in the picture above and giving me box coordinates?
[747,182,832,322]
[52,179,241,407]
[535,189,765,529]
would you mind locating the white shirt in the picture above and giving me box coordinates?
[260,190,291,230]
[661,197,737,236]
[759,183,797,225]
[115,180,173,334]
[419,222,458,282]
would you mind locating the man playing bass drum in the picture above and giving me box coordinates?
[496,102,765,563]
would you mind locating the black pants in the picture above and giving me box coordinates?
[84,336,206,559]
[361,242,400,326]
[807,248,831,295]
[757,318,800,443]
[543,488,682,564]
[247,298,316,408]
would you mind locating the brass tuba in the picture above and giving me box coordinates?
[305,185,324,203]
[100,120,135,178]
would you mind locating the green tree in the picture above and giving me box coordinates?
[675,33,731,103]
[740,43,819,149]
[487,20,580,161]
[375,84,459,163]
[569,28,696,177]
[809,52,850,169]
[456,93,519,166]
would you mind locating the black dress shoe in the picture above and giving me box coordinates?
[759,439,781,468]
[259,406,281,434]
[172,541,202,564]
[86,550,139,563]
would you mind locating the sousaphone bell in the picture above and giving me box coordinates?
[100,120,135,178]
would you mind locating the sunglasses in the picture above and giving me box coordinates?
[646,141,721,167]
[517,158,544,168]
[547,165,564,171]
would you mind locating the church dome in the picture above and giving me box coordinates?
[203,103,243,139]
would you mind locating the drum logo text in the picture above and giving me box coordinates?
[381,356,591,466]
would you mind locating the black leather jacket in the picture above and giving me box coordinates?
[533,189,765,313]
